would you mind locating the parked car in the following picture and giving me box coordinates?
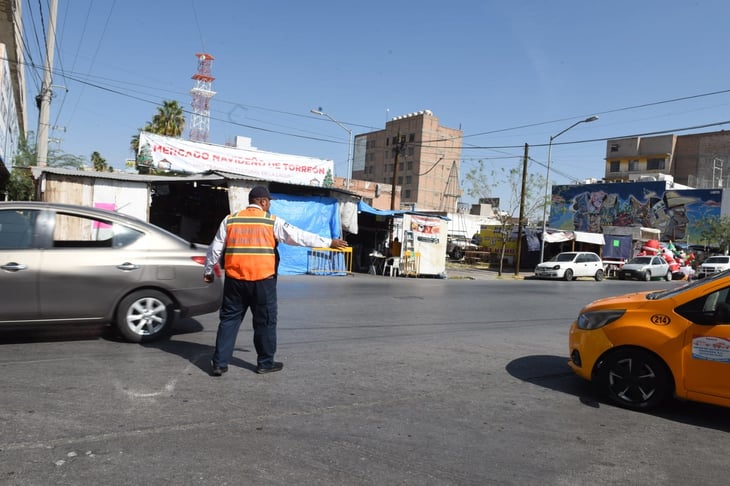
[697,255,730,278]
[569,270,730,411]
[618,255,671,281]
[446,234,478,260]
[0,202,223,342]
[534,251,604,281]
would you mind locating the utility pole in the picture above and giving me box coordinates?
[36,0,58,167]
[515,144,529,276]
[390,133,405,210]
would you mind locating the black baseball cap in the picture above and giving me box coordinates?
[249,185,272,201]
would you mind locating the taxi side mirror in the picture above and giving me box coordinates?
[713,302,730,324]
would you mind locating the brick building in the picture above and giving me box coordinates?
[352,110,463,212]
[604,130,730,188]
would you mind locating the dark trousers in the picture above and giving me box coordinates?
[212,276,278,369]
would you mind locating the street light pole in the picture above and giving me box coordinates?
[311,109,353,189]
[539,115,598,263]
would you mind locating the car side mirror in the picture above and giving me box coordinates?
[714,302,730,323]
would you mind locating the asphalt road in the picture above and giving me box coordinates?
[1,274,729,485]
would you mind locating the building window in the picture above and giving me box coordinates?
[647,158,665,170]
[404,189,411,198]
[407,146,414,156]
[610,143,620,152]
[406,175,412,184]
[397,176,403,184]
[628,160,639,171]
[407,161,413,170]
[409,133,415,142]
[609,161,620,172]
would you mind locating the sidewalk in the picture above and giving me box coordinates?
[445,261,530,280]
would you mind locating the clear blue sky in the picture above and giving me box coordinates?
[22,0,730,205]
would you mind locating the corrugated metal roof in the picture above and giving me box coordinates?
[29,166,235,183]
[29,166,361,198]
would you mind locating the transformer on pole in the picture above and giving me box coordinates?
[189,53,216,142]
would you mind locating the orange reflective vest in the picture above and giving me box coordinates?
[223,207,277,281]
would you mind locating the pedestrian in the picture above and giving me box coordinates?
[203,185,348,376]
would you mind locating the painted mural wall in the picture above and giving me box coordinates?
[550,181,722,242]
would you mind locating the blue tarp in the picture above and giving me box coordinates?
[357,200,450,220]
[271,193,341,275]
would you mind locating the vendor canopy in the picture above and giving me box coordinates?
[543,230,605,245]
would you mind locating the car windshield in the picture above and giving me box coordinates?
[628,256,652,264]
[646,269,730,300]
[554,253,577,262]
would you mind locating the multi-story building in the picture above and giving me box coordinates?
[0,0,27,181]
[352,110,463,212]
[603,130,730,188]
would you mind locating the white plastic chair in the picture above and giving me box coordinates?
[383,257,400,277]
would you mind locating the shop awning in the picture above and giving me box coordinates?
[542,230,604,245]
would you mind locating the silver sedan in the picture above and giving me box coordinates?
[0,201,223,342]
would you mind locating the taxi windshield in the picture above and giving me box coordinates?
[646,270,730,300]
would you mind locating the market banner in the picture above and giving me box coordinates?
[136,132,334,186]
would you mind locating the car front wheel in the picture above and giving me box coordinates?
[643,271,651,281]
[596,348,672,411]
[115,290,175,342]
[451,247,464,260]
[665,270,672,281]
[563,269,574,281]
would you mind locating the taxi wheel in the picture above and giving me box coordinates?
[115,290,175,343]
[563,269,574,281]
[597,348,672,411]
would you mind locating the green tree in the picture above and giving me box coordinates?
[698,215,730,254]
[464,158,545,276]
[91,151,110,172]
[130,100,186,172]
[4,132,85,200]
[323,168,334,187]
[131,100,185,148]
[152,100,185,137]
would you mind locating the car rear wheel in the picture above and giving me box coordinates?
[643,271,651,281]
[594,269,604,281]
[563,268,574,281]
[597,348,672,411]
[451,247,464,260]
[115,290,174,343]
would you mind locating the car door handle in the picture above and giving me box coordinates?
[1,262,28,272]
[117,262,141,271]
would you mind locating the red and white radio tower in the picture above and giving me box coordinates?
[189,53,216,142]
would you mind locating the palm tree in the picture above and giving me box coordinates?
[152,100,185,137]
[129,100,186,154]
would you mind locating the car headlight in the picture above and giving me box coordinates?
[576,310,625,330]
[551,264,561,270]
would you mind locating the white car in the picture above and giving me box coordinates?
[697,255,730,278]
[618,255,671,281]
[534,251,604,281]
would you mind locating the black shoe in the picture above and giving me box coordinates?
[211,365,228,377]
[256,362,283,374]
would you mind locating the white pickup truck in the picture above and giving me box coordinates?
[446,235,478,260]
[697,255,730,278]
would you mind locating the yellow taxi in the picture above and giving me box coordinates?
[568,270,730,411]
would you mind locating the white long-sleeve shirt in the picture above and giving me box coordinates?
[204,204,334,275]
